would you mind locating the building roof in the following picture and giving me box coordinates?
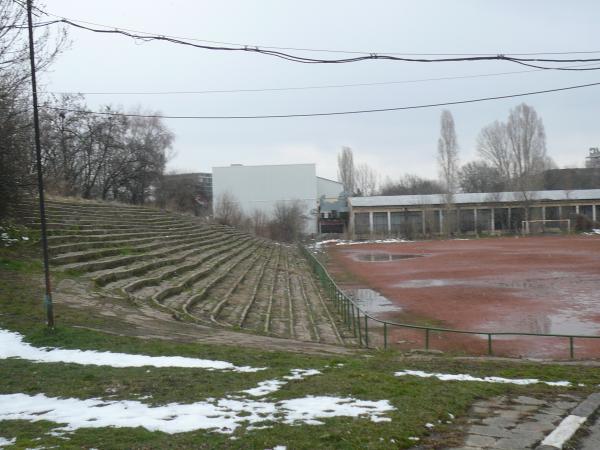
[350,189,600,208]
[316,176,343,185]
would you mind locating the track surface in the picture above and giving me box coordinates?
[326,236,600,359]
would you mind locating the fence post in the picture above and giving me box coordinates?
[425,328,430,350]
[569,336,574,359]
[384,322,388,350]
[488,334,493,356]
[357,310,362,345]
[364,315,369,348]
[352,304,357,337]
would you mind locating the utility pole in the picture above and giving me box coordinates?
[27,0,54,328]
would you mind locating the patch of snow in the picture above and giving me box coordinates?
[395,370,572,387]
[0,437,16,448]
[0,393,394,435]
[425,422,435,428]
[408,436,420,441]
[241,369,322,397]
[272,446,286,450]
[0,328,264,372]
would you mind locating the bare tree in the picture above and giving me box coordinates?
[379,174,444,196]
[213,192,243,227]
[477,121,512,183]
[437,110,459,199]
[437,110,459,233]
[0,0,67,218]
[354,162,378,196]
[249,209,270,237]
[506,103,552,190]
[459,161,504,193]
[269,200,307,242]
[337,146,355,195]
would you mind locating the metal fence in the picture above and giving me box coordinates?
[299,244,600,359]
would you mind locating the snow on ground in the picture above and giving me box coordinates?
[0,437,16,448]
[395,370,572,387]
[0,393,394,435]
[0,328,264,372]
[241,369,322,397]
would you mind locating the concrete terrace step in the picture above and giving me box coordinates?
[48,227,220,256]
[20,214,187,228]
[120,237,254,296]
[51,231,233,265]
[57,235,248,273]
[29,219,198,232]
[93,235,249,286]
[15,207,167,222]
[19,200,161,214]
[211,245,275,328]
[150,239,259,308]
[181,242,263,318]
[44,222,216,238]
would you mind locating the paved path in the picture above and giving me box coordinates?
[579,416,600,450]
[448,394,581,450]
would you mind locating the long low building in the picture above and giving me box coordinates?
[349,189,600,237]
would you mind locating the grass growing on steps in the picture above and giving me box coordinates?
[2,243,600,449]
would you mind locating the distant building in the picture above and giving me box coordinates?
[349,189,600,238]
[586,147,600,168]
[212,164,344,234]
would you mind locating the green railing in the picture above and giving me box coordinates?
[299,244,600,359]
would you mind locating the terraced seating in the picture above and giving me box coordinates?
[17,198,351,346]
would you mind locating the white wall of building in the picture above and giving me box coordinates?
[212,164,319,233]
[317,177,344,199]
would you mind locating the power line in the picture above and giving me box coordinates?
[34,8,600,58]
[17,12,600,69]
[36,62,600,96]
[41,80,600,120]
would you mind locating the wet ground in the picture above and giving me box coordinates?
[326,236,600,359]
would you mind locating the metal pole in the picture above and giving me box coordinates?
[569,336,574,360]
[364,315,369,348]
[488,334,493,355]
[27,0,54,328]
[383,322,387,349]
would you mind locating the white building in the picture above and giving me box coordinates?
[212,163,344,234]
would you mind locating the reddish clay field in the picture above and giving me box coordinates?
[325,235,600,359]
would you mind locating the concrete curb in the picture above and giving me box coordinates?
[536,392,600,450]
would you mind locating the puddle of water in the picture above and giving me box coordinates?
[482,311,600,338]
[355,253,423,262]
[395,279,458,288]
[348,288,402,315]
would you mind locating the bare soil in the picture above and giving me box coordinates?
[326,235,600,359]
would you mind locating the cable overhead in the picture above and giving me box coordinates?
[26,7,600,58]
[14,10,600,70]
[36,62,600,96]
[41,80,600,120]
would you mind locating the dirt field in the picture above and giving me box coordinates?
[325,236,600,359]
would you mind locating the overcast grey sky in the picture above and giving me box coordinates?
[41,0,599,182]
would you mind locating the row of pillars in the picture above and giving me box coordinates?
[355,204,598,235]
